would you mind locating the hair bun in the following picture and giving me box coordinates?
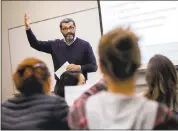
[116,37,133,51]
[114,37,133,62]
[18,67,33,78]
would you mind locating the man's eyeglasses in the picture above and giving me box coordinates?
[62,26,75,32]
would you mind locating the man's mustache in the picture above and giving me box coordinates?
[67,33,73,36]
[65,33,74,37]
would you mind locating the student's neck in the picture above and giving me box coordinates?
[107,78,135,96]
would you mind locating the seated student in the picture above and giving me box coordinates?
[145,54,178,115]
[1,58,69,130]
[68,27,178,129]
[54,70,85,98]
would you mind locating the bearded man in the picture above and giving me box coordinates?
[24,13,97,91]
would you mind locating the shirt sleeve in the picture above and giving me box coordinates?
[67,79,107,129]
[26,28,53,53]
[81,42,98,73]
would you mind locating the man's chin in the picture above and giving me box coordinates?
[66,38,74,42]
[66,36,74,40]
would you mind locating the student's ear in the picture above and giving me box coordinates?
[99,61,107,76]
[99,62,111,85]
[98,61,103,73]
[43,76,51,94]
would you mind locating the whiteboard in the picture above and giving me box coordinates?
[8,8,102,91]
[99,1,178,66]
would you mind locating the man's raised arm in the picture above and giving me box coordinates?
[25,13,53,53]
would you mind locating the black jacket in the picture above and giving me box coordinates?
[1,93,70,130]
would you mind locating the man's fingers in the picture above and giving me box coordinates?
[66,68,73,71]
[66,66,70,70]
[66,67,73,71]
[24,13,30,21]
[66,64,80,71]
[24,13,28,19]
[24,13,31,28]
[68,64,74,68]
[66,64,74,70]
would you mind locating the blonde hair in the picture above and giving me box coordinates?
[13,58,51,95]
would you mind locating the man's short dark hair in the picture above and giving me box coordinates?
[60,18,76,29]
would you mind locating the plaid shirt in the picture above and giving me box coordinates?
[68,79,106,129]
[68,79,178,129]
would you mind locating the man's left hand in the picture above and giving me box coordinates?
[66,64,81,71]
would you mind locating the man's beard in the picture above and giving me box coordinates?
[64,33,75,43]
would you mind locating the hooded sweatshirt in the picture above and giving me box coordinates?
[85,91,158,129]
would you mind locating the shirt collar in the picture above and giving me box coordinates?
[63,36,77,46]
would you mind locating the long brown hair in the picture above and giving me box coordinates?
[13,58,51,95]
[145,54,177,108]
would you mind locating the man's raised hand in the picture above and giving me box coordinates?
[24,13,30,29]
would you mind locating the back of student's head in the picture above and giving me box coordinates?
[13,57,51,95]
[145,54,177,108]
[98,27,141,81]
[54,70,85,97]
[60,70,82,85]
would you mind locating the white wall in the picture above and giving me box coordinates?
[2,1,98,101]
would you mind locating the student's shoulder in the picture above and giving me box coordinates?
[40,94,66,105]
[86,91,106,106]
[44,95,68,111]
[136,97,159,113]
[47,94,66,102]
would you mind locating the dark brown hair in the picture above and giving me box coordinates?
[54,70,82,97]
[13,58,51,95]
[60,18,76,29]
[98,27,141,81]
[145,54,177,108]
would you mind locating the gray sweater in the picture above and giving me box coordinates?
[2,94,69,130]
[86,91,158,129]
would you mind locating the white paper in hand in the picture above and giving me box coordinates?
[65,85,91,106]
[55,61,69,79]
